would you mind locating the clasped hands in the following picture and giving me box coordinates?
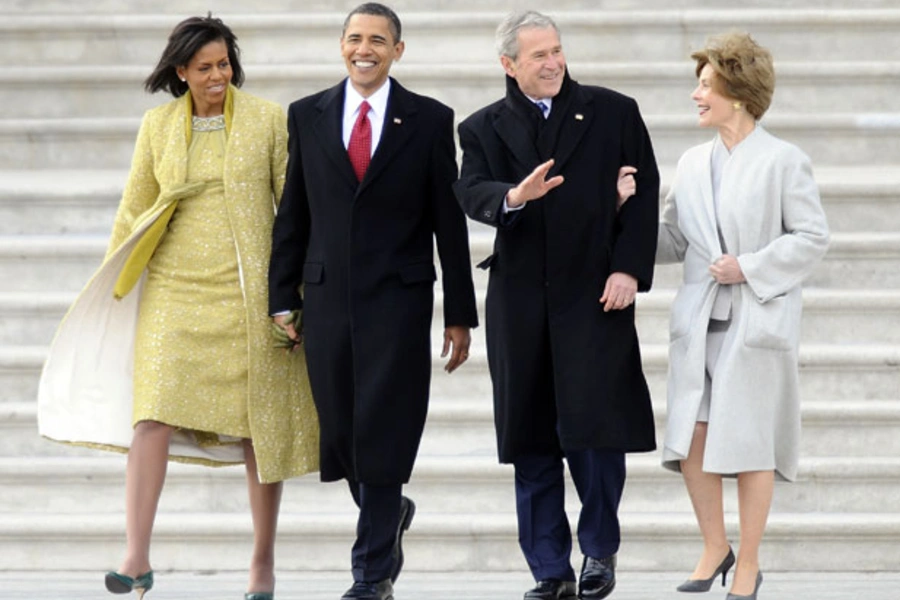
[272,310,303,351]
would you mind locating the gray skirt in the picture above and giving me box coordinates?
[697,319,731,422]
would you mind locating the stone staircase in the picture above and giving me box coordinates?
[1,1,899,575]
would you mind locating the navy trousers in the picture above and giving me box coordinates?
[514,449,626,581]
[347,480,402,582]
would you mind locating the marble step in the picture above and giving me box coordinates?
[415,399,900,459]
[4,286,899,348]
[433,289,900,346]
[3,166,899,235]
[1,229,897,293]
[4,10,900,68]
[3,113,899,169]
[6,395,900,458]
[465,231,900,290]
[3,61,900,119]
[1,509,899,571]
[2,453,898,516]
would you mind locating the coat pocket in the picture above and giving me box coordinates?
[399,261,437,285]
[743,290,799,351]
[668,284,701,342]
[303,262,324,284]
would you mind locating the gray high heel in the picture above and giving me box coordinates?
[725,571,763,600]
[676,547,735,592]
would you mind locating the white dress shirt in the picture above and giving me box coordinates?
[342,78,391,156]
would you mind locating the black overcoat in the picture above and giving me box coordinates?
[453,75,659,462]
[270,78,478,485]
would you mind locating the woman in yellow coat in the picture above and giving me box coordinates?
[38,15,317,600]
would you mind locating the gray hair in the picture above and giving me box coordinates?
[495,11,560,60]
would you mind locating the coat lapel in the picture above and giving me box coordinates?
[491,105,542,172]
[358,78,417,195]
[549,86,592,175]
[698,141,723,258]
[312,81,359,185]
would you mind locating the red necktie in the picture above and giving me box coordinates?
[348,100,371,182]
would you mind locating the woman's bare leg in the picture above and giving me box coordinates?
[681,422,732,580]
[244,439,283,594]
[116,420,173,577]
[730,470,774,595]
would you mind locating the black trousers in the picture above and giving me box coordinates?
[514,448,626,581]
[347,480,402,582]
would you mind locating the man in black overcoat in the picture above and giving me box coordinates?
[453,11,659,600]
[269,4,478,599]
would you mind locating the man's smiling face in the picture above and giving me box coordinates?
[340,13,405,97]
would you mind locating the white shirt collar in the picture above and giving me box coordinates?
[524,94,553,115]
[344,78,391,119]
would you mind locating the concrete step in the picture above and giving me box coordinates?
[467,231,900,290]
[2,230,897,293]
[3,113,899,169]
[3,166,899,235]
[7,393,900,459]
[1,509,899,571]
[5,285,896,348]
[433,288,900,346]
[3,453,899,516]
[4,10,900,67]
[4,61,900,119]
[414,399,900,459]
[0,169,120,235]
[3,331,900,405]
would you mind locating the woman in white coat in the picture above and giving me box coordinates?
[619,32,829,600]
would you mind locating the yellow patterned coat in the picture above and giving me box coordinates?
[38,87,319,483]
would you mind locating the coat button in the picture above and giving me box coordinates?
[483,210,492,218]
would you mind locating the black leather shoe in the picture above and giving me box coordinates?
[579,555,616,599]
[341,579,393,600]
[390,496,416,583]
[524,579,577,599]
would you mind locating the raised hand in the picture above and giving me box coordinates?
[506,158,565,208]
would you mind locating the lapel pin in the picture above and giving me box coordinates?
[394,117,402,124]
[575,114,584,121]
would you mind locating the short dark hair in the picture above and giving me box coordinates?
[342,3,402,44]
[144,13,244,97]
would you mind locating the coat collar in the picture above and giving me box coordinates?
[491,71,592,176]
[704,125,769,255]
[312,77,418,195]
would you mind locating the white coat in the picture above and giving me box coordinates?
[657,126,829,481]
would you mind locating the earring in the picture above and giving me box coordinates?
[180,78,186,82]
[732,102,742,110]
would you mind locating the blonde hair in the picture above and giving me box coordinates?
[691,32,775,120]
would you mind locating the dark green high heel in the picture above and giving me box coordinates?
[244,594,273,600]
[105,570,154,599]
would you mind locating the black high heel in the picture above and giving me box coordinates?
[676,548,735,593]
[726,571,763,600]
[244,594,273,600]
[105,570,154,599]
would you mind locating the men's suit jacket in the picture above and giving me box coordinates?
[270,78,478,485]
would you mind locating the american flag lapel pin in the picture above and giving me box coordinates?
[394,117,402,124]
[575,114,584,121]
